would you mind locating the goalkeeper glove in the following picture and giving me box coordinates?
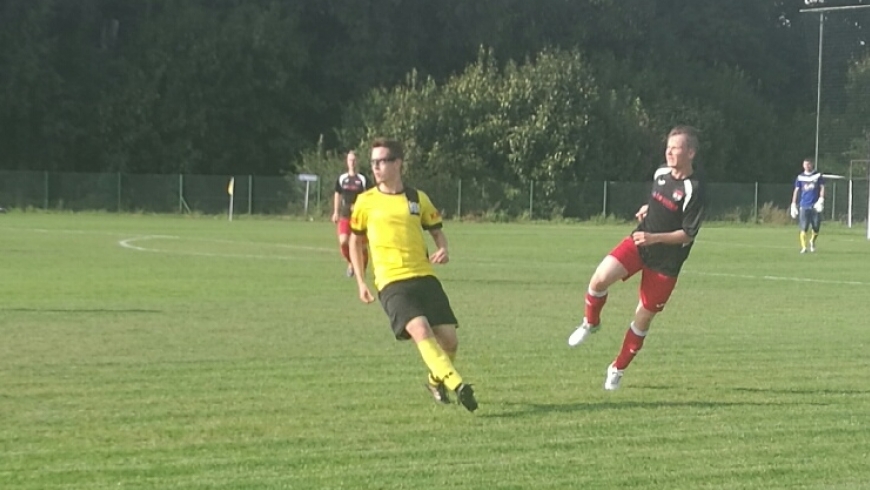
[813,197,824,213]
[790,203,798,219]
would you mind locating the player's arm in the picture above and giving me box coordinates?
[419,192,448,263]
[332,192,341,223]
[634,184,704,247]
[332,177,344,223]
[428,228,449,264]
[635,204,649,222]
[633,229,693,247]
[349,233,373,302]
[349,201,374,303]
[790,186,800,218]
[814,182,826,212]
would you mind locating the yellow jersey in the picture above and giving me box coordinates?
[350,187,443,291]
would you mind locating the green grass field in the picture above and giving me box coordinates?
[1,212,868,490]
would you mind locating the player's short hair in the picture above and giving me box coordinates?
[371,138,404,161]
[803,157,814,166]
[668,125,700,152]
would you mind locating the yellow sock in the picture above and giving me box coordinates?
[800,231,807,249]
[416,338,463,391]
[810,232,818,245]
[428,351,456,386]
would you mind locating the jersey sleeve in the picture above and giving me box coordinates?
[682,179,705,238]
[419,191,443,231]
[334,176,342,193]
[349,193,368,234]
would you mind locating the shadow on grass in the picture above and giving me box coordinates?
[451,277,577,286]
[482,395,835,418]
[733,387,870,396]
[2,308,162,313]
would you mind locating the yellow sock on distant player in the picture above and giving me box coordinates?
[416,338,463,391]
[800,231,807,248]
[810,232,818,245]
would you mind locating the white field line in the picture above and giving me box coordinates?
[3,225,335,260]
[118,235,332,260]
[684,270,870,286]
[6,225,867,283]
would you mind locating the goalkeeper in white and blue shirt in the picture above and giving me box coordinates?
[790,158,825,253]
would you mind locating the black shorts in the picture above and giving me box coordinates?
[378,275,458,340]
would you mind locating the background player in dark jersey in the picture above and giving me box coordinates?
[332,151,370,276]
[789,158,825,253]
[567,125,705,391]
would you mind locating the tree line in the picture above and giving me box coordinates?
[1,0,868,183]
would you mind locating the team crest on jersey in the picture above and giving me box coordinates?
[672,189,684,202]
[408,202,421,215]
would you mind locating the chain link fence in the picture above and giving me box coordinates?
[0,170,866,224]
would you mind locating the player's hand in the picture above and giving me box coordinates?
[790,203,798,219]
[635,205,649,222]
[430,248,449,264]
[631,231,653,247]
[331,212,339,224]
[357,284,375,304]
[813,198,824,213]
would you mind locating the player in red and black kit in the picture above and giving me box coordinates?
[567,125,705,391]
[332,151,371,276]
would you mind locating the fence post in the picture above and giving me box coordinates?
[248,175,253,215]
[117,172,122,212]
[603,181,608,216]
[317,177,322,216]
[457,179,462,219]
[753,182,759,223]
[179,174,183,213]
[529,181,534,219]
[44,171,49,209]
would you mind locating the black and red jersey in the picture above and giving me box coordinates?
[634,166,705,277]
[334,172,370,218]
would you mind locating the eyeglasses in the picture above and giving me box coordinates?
[370,157,397,167]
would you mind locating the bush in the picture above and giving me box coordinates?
[720,206,753,223]
[757,201,792,225]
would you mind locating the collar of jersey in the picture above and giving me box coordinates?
[376,187,405,195]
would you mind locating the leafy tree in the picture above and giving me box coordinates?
[97,0,318,174]
[841,54,870,164]
[341,48,656,216]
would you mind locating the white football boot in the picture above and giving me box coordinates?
[604,363,624,391]
[568,318,600,347]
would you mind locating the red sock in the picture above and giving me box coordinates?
[584,292,608,325]
[614,325,646,370]
[340,243,350,262]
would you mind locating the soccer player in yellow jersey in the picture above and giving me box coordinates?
[348,137,477,412]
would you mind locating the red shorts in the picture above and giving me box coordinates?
[609,236,678,312]
[337,218,352,236]
[338,218,367,245]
